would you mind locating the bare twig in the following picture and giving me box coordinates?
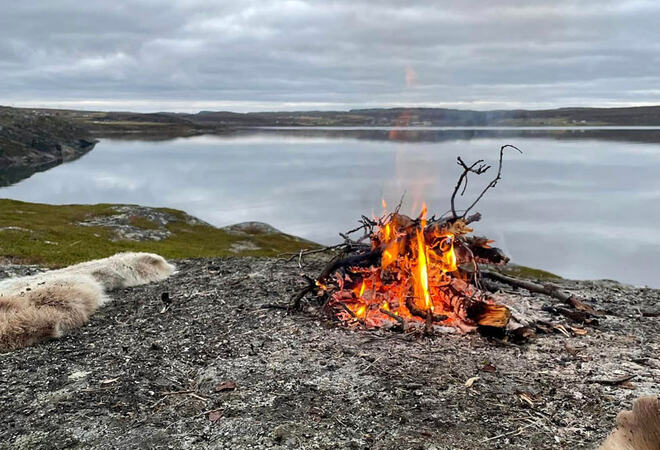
[481,424,536,443]
[450,158,490,218]
[393,191,406,214]
[462,145,522,218]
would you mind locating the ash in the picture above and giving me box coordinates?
[1,257,658,449]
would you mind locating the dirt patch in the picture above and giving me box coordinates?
[0,257,658,449]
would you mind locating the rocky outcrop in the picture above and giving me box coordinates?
[78,205,210,242]
[0,107,96,186]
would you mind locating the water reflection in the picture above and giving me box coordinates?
[1,129,659,286]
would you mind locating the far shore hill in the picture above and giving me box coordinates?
[4,103,660,185]
[6,104,660,138]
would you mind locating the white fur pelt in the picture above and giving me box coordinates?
[599,396,660,450]
[0,252,175,351]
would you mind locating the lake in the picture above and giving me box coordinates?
[2,127,659,287]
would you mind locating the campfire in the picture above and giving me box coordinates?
[290,145,603,337]
[321,202,513,333]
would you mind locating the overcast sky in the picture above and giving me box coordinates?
[1,0,659,112]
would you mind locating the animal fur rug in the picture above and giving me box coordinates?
[599,396,660,450]
[0,252,175,351]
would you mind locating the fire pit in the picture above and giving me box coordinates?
[290,145,603,339]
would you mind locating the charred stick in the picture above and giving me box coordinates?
[262,303,291,310]
[317,249,383,283]
[340,303,358,319]
[338,303,367,326]
[425,212,482,232]
[290,274,319,309]
[464,212,482,225]
[277,243,364,266]
[405,296,448,323]
[468,245,509,265]
[482,270,603,316]
[425,311,434,334]
[379,307,406,329]
[393,191,406,214]
[555,306,596,323]
[290,284,315,310]
[480,279,503,293]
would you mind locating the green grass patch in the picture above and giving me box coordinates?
[128,215,160,230]
[0,199,318,267]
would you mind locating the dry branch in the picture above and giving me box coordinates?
[450,144,522,219]
[482,270,603,317]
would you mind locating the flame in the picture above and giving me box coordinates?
[444,238,457,272]
[380,219,399,269]
[419,203,427,222]
[414,204,432,312]
[353,304,366,319]
[331,201,486,329]
[415,228,432,312]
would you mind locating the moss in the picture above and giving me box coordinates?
[0,199,317,267]
[128,216,160,230]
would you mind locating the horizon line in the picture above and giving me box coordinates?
[4,99,660,115]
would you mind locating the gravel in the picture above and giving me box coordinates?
[1,257,658,449]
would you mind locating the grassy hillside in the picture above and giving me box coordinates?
[0,199,317,267]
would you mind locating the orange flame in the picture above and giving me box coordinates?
[332,201,482,328]
[414,204,432,312]
[415,228,432,312]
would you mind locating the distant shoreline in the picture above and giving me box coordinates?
[249,125,660,131]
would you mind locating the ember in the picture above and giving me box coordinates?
[292,145,524,334]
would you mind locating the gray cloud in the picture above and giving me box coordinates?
[1,0,659,111]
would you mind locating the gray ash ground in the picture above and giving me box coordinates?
[1,257,658,449]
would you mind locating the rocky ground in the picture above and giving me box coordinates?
[0,257,658,449]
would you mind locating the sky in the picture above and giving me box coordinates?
[1,0,659,112]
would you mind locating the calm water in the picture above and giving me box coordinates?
[2,128,659,287]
